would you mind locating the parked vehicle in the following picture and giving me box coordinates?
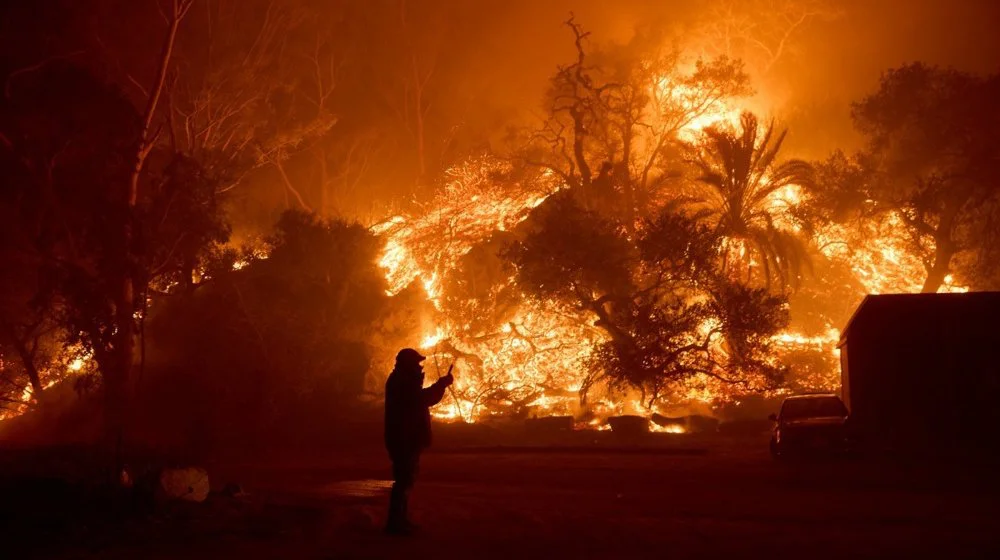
[769,394,851,458]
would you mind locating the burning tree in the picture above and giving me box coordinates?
[374,156,596,420]
[791,64,1000,298]
[372,18,818,421]
[688,112,815,289]
[519,17,751,232]
[805,152,944,295]
[0,230,98,417]
[849,64,1000,293]
[510,192,788,406]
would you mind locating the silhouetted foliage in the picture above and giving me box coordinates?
[802,150,874,227]
[141,155,231,293]
[508,193,635,305]
[520,18,752,230]
[142,211,389,451]
[0,61,139,397]
[509,193,788,402]
[441,232,521,337]
[689,112,815,289]
[0,60,229,433]
[850,63,1000,292]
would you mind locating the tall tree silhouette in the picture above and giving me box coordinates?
[691,112,814,289]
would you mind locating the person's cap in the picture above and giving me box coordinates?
[396,348,427,364]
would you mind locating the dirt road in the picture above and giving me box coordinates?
[207,439,1000,559]
[14,437,1000,558]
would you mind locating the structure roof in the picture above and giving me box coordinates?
[837,292,1000,347]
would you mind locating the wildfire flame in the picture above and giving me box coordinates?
[817,212,968,295]
[2,59,962,429]
[370,72,959,428]
[650,423,687,434]
[0,346,92,421]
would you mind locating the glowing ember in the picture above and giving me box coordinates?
[650,423,687,434]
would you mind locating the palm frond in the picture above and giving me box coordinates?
[693,111,816,290]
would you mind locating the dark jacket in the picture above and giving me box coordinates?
[384,364,449,456]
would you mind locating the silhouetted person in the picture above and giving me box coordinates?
[384,348,454,535]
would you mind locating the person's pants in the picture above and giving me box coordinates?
[388,452,420,527]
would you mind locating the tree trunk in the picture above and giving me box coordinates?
[316,146,330,216]
[920,200,962,293]
[571,108,592,189]
[182,254,196,293]
[2,324,43,397]
[620,121,635,234]
[921,243,954,293]
[275,159,312,212]
[414,86,426,180]
[106,282,135,470]
[107,0,192,481]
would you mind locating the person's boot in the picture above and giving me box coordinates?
[385,487,413,536]
[400,496,419,533]
[385,522,412,536]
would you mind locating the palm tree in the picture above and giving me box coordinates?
[691,112,815,289]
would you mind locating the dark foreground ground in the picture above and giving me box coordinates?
[5,433,1000,559]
